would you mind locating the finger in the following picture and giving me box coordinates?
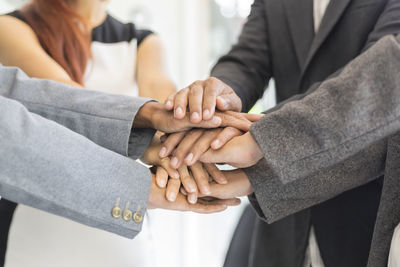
[171,129,204,168]
[187,202,228,214]
[216,93,242,112]
[211,127,242,150]
[188,82,204,123]
[174,88,189,119]
[199,147,228,165]
[185,129,221,166]
[160,158,180,179]
[202,79,222,120]
[155,167,169,188]
[191,115,222,129]
[178,165,198,197]
[190,162,211,195]
[243,113,264,122]
[204,163,227,184]
[160,134,168,143]
[187,193,198,205]
[165,92,176,111]
[180,187,188,196]
[166,178,181,202]
[159,131,186,158]
[198,197,241,206]
[215,112,251,132]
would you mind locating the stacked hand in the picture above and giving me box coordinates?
[136,78,265,214]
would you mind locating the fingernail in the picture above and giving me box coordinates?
[187,183,196,193]
[219,97,227,108]
[203,109,210,119]
[191,112,200,122]
[202,186,211,195]
[167,192,177,202]
[159,147,167,157]
[211,140,221,149]
[218,177,228,184]
[185,153,194,164]
[158,179,167,188]
[175,107,183,117]
[188,194,197,204]
[170,157,179,168]
[166,100,172,107]
[181,188,188,195]
[172,171,180,179]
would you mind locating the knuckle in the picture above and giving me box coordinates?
[208,77,218,83]
[193,80,203,87]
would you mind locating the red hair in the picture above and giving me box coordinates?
[22,0,91,84]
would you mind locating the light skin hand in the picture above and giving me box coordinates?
[202,169,254,199]
[161,128,242,169]
[148,173,241,213]
[164,77,242,122]
[200,132,264,168]
[158,112,263,169]
[144,138,227,202]
[142,138,180,179]
[158,161,226,203]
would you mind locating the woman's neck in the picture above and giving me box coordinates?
[74,0,108,29]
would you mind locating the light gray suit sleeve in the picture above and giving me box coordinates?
[246,34,400,222]
[0,95,151,238]
[0,65,155,159]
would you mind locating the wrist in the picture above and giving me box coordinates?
[133,101,159,129]
[245,132,264,164]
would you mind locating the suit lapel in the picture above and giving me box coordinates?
[301,0,352,74]
[283,0,314,67]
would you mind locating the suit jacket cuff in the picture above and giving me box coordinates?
[127,99,157,159]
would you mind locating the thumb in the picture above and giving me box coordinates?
[216,94,242,112]
[199,148,228,164]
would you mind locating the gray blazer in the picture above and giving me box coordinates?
[246,34,400,267]
[215,0,400,266]
[0,65,155,239]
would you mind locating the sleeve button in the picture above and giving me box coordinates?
[111,198,122,219]
[133,212,143,223]
[122,201,132,221]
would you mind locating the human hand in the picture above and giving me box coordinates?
[200,169,253,199]
[134,102,258,133]
[165,77,242,122]
[143,138,227,202]
[142,138,180,179]
[133,101,222,133]
[157,162,227,204]
[148,173,241,213]
[200,132,263,168]
[158,112,263,169]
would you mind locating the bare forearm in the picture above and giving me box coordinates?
[138,76,176,102]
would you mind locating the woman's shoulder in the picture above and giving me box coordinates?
[5,10,28,24]
[92,14,153,46]
[0,12,36,38]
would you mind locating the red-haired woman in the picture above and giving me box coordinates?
[0,0,175,266]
